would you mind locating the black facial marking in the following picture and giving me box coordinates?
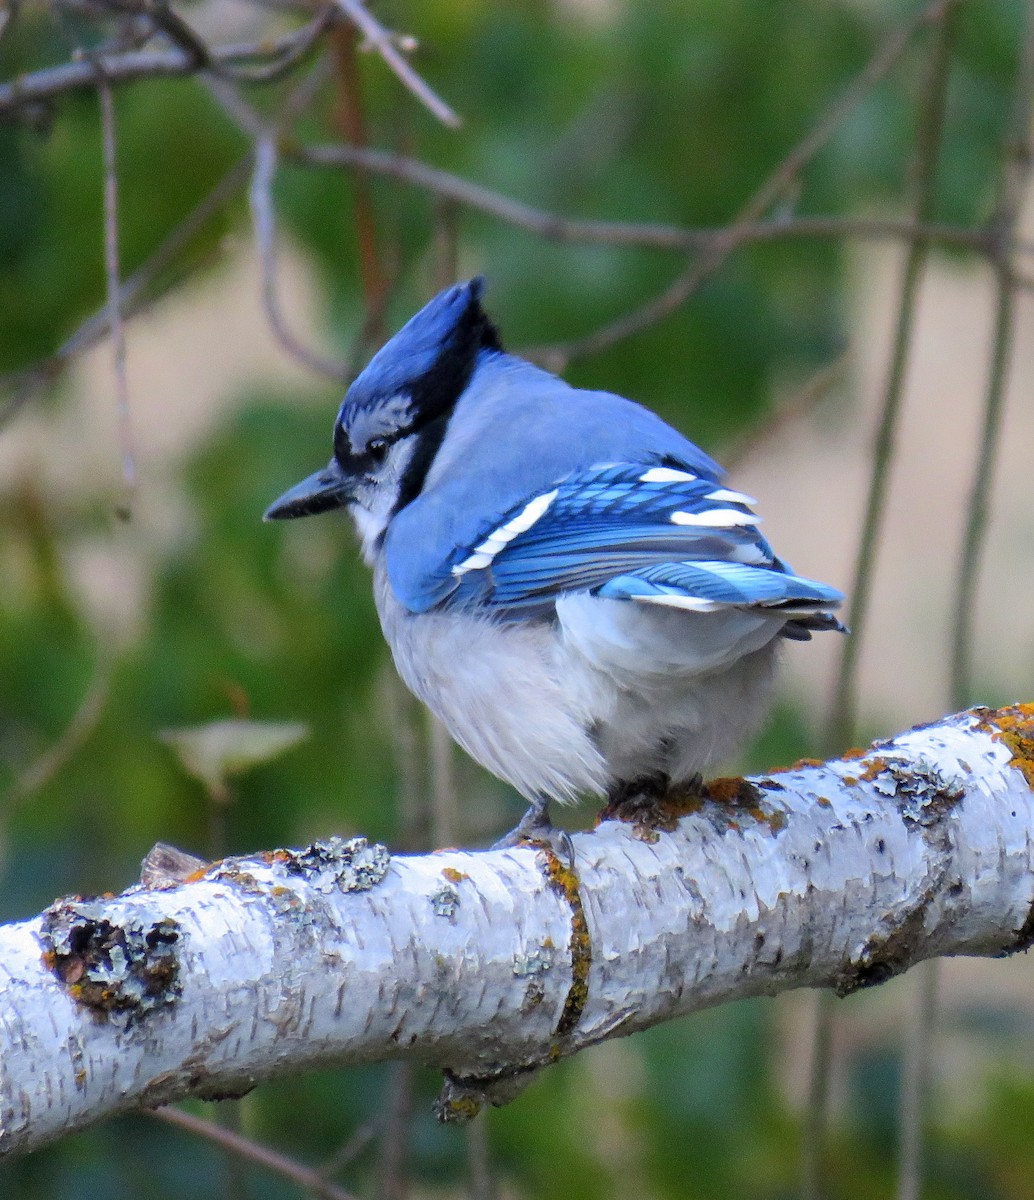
[333,282,502,506]
[333,420,352,467]
[393,414,452,516]
[385,291,499,511]
[407,290,502,427]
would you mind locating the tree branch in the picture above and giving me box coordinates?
[150,1105,361,1200]
[331,0,460,128]
[0,18,333,120]
[2,706,1034,1158]
[296,141,1028,259]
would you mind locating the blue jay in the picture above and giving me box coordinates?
[266,279,844,844]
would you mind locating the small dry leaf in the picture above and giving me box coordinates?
[158,719,309,796]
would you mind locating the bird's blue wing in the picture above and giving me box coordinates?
[390,463,843,623]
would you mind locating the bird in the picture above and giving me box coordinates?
[265,278,845,848]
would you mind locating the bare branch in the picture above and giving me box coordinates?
[0,157,252,428]
[722,351,848,472]
[297,141,1025,259]
[828,0,957,755]
[949,1,1034,708]
[249,137,351,381]
[332,0,460,128]
[328,20,388,328]
[151,1106,361,1200]
[532,0,958,368]
[1,652,113,816]
[98,76,136,511]
[0,18,332,119]
[3,705,1034,1158]
[815,12,961,1192]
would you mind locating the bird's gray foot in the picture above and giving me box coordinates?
[493,798,575,865]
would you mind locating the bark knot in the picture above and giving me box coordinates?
[39,899,181,1022]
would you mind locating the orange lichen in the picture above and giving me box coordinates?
[441,867,469,884]
[540,849,591,1037]
[842,747,868,761]
[989,704,1034,790]
[700,778,787,834]
[792,757,824,770]
[705,776,748,804]
[859,757,891,782]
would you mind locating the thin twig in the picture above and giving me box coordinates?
[249,137,351,381]
[332,0,460,128]
[298,142,1022,259]
[151,1106,361,1200]
[316,1123,377,1181]
[466,1111,496,1200]
[216,7,338,84]
[429,716,456,849]
[800,991,835,1200]
[329,20,388,334]
[0,156,252,428]
[897,959,939,1200]
[723,351,847,471]
[375,1061,415,1200]
[0,0,19,46]
[531,0,957,369]
[98,75,136,513]
[2,653,113,815]
[826,2,958,754]
[948,1,1034,709]
[0,20,334,117]
[810,10,960,1199]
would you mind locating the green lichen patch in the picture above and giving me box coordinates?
[40,900,181,1021]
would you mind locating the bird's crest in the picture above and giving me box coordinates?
[341,278,501,433]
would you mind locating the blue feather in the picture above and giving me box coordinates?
[398,462,843,619]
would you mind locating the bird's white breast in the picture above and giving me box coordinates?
[372,566,782,805]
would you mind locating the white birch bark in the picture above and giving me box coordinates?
[2,705,1034,1159]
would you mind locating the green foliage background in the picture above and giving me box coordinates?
[2,1,1033,1196]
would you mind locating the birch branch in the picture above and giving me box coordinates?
[3,705,1034,1159]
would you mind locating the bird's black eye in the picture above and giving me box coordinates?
[367,437,390,464]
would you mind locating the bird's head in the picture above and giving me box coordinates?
[264,277,501,553]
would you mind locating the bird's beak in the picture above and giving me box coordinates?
[264,460,354,521]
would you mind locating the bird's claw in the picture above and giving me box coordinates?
[493,802,575,867]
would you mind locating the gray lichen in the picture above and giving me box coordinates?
[430,881,460,921]
[513,944,554,977]
[278,836,391,895]
[869,756,965,827]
